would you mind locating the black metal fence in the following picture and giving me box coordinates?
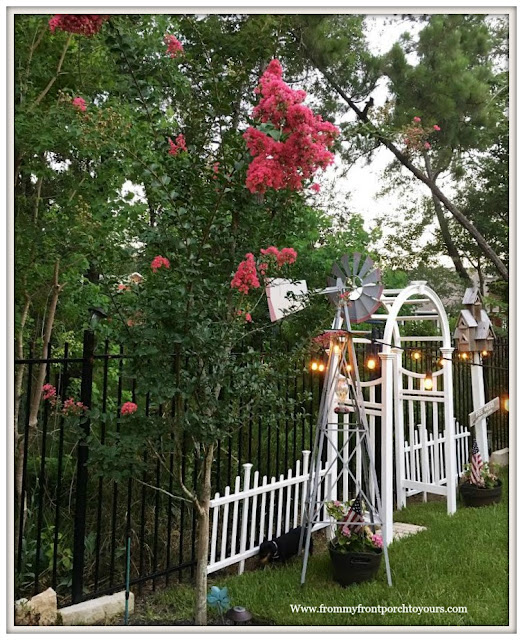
[14,334,509,606]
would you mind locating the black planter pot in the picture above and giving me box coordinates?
[459,479,502,507]
[328,543,382,587]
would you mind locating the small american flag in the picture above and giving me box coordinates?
[343,494,365,534]
[470,439,484,486]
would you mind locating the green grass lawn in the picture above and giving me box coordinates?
[132,468,509,627]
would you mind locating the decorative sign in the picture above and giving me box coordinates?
[469,397,500,427]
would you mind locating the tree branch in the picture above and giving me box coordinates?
[304,52,508,282]
[31,34,73,109]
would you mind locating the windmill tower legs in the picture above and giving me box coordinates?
[299,303,392,587]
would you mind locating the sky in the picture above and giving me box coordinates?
[324,15,427,239]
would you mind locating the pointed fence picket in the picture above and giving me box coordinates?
[207,450,327,575]
[403,420,470,496]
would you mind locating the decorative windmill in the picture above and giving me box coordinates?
[265,253,392,587]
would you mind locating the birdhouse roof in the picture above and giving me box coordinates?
[456,309,478,328]
[476,309,494,339]
[462,287,481,305]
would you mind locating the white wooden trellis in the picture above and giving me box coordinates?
[379,281,457,534]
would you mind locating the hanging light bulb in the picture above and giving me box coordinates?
[412,350,421,361]
[481,349,488,357]
[461,352,469,360]
[503,397,509,412]
[366,357,377,370]
[311,361,318,371]
[439,357,445,366]
[318,363,325,372]
[333,344,340,354]
[423,371,433,391]
[335,376,350,413]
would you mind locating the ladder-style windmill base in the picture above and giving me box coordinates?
[299,299,392,587]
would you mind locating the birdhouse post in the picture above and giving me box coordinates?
[454,288,495,461]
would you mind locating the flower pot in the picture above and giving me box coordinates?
[459,479,502,507]
[328,543,382,587]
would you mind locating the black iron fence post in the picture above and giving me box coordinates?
[71,329,95,603]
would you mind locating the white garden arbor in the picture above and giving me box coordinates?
[373,281,457,544]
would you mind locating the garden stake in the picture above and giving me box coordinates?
[124,531,131,625]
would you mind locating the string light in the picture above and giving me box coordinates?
[412,351,421,361]
[423,371,433,391]
[311,361,318,371]
[333,344,340,354]
[503,397,509,412]
[366,357,377,370]
[481,350,488,357]
[318,363,325,372]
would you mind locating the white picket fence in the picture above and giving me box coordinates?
[207,450,329,575]
[207,422,471,575]
[403,420,470,497]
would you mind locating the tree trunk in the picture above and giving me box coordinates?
[308,59,509,282]
[423,155,472,285]
[14,292,31,441]
[28,260,63,429]
[194,443,214,626]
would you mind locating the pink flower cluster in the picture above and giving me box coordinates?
[168,134,187,156]
[231,245,298,294]
[63,398,87,416]
[260,246,297,268]
[402,116,441,152]
[121,401,138,415]
[49,15,109,36]
[72,97,87,112]
[243,59,339,193]
[164,34,184,58]
[151,255,170,273]
[42,385,88,415]
[236,309,253,323]
[231,253,260,294]
[117,283,130,292]
[42,383,57,404]
[370,533,383,549]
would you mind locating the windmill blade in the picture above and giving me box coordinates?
[358,256,374,280]
[340,254,351,277]
[361,268,381,286]
[352,253,362,277]
[331,261,346,282]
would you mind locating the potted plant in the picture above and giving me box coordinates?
[459,440,502,507]
[325,497,383,587]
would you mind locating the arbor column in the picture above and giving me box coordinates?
[440,347,457,515]
[392,347,406,510]
[378,352,395,546]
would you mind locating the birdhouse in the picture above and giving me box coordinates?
[454,288,495,353]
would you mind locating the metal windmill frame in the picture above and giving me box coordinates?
[299,265,392,587]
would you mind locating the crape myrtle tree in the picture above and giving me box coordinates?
[14,13,148,539]
[15,14,357,623]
